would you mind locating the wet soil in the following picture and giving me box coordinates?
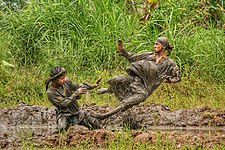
[1,103,225,149]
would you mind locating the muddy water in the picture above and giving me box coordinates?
[1,103,225,149]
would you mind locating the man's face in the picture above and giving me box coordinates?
[56,74,66,85]
[154,42,164,53]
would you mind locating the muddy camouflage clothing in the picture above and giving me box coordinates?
[107,51,181,106]
[47,77,101,131]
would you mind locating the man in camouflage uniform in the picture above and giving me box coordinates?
[46,66,101,132]
[93,37,181,119]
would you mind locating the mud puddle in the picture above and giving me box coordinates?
[1,103,225,149]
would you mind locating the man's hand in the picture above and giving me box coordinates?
[117,39,129,58]
[76,87,87,95]
[83,77,102,89]
[92,77,102,88]
[117,39,125,54]
[164,77,181,83]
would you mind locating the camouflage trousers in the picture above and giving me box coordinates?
[56,110,101,132]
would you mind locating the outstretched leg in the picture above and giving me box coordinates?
[97,75,130,96]
[97,88,112,94]
[91,93,147,120]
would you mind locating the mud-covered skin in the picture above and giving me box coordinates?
[1,103,225,149]
[47,77,101,131]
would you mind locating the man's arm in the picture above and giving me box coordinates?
[123,52,154,62]
[82,78,102,90]
[164,65,181,83]
[117,40,153,62]
[47,91,81,107]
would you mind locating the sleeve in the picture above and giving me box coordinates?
[47,90,80,108]
[66,77,80,91]
[166,63,181,83]
[119,51,154,62]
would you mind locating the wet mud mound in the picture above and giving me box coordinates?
[1,103,225,149]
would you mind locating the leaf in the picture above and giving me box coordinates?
[2,60,15,68]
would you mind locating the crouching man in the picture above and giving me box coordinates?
[45,66,101,132]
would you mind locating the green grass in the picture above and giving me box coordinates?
[16,129,225,149]
[1,0,224,75]
[0,66,224,109]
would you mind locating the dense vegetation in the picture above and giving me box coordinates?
[0,0,224,108]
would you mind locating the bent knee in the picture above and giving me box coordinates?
[123,94,147,105]
[57,116,69,131]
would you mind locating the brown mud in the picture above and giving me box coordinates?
[1,103,225,149]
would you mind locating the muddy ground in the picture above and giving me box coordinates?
[1,103,225,149]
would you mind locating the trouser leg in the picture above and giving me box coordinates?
[78,111,102,129]
[91,105,124,120]
[57,115,69,132]
[97,87,112,94]
[97,75,128,95]
[91,94,147,120]
[121,93,146,110]
[83,113,102,129]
